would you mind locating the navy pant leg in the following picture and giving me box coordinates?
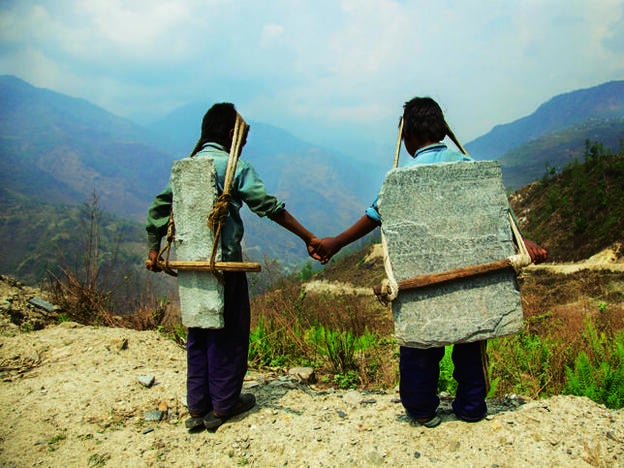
[186,272,250,416]
[208,272,250,415]
[399,346,445,419]
[186,327,212,415]
[451,340,488,421]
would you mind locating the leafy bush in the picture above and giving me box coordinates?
[564,322,624,409]
[437,346,457,395]
[248,315,304,368]
[305,323,376,375]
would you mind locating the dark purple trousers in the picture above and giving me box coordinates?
[399,340,487,422]
[186,272,250,416]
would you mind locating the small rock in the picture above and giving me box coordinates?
[288,367,316,384]
[367,450,385,465]
[138,375,155,388]
[27,297,55,313]
[144,410,163,421]
[111,337,128,351]
[343,390,361,406]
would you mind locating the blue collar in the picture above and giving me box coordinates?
[200,142,227,151]
[413,142,447,159]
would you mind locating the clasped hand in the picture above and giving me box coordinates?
[307,237,341,265]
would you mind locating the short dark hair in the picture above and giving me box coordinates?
[190,102,238,156]
[402,97,447,143]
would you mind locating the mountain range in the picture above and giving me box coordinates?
[1,75,623,283]
[466,80,624,188]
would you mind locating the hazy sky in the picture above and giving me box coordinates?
[1,0,623,159]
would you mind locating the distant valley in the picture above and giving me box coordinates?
[1,75,623,284]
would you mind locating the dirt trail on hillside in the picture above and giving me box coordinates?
[1,274,624,467]
[305,244,624,297]
[530,244,624,273]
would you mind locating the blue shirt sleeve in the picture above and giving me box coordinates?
[364,195,382,225]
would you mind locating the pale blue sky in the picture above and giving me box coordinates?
[1,0,623,159]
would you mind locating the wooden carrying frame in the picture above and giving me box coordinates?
[374,118,531,303]
[157,113,261,277]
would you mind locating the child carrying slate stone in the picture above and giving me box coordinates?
[313,97,547,427]
[146,103,322,432]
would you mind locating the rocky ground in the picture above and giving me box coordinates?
[1,274,623,467]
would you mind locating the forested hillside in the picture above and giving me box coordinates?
[510,145,624,262]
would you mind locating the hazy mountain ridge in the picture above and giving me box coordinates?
[0,75,380,280]
[466,80,624,158]
[1,74,623,283]
[0,75,173,219]
[465,80,624,189]
[494,117,624,189]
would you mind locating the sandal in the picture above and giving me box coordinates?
[410,413,442,428]
[185,414,207,432]
[204,393,256,430]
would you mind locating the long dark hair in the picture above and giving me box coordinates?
[189,102,237,157]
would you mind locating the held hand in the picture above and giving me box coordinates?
[523,238,548,264]
[307,237,323,262]
[314,237,343,265]
[145,249,163,272]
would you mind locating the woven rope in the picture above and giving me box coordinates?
[206,113,249,281]
[507,212,532,271]
[378,230,399,306]
[378,119,530,302]
[158,212,178,277]
[392,117,404,169]
[157,113,249,280]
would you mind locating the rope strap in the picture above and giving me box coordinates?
[392,117,404,169]
[156,113,250,279]
[378,230,399,306]
[206,113,249,282]
[157,212,178,277]
[376,212,532,303]
[507,212,532,272]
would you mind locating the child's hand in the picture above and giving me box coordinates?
[313,237,342,264]
[307,237,323,262]
[523,238,548,264]
[145,249,163,272]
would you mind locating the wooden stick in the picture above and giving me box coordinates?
[157,260,262,272]
[393,117,404,169]
[373,258,513,296]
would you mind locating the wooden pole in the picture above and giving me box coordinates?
[157,260,261,273]
[373,258,513,296]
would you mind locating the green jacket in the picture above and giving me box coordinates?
[146,143,285,262]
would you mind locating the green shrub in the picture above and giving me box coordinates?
[564,324,624,409]
[489,330,559,398]
[305,323,376,374]
[248,315,304,367]
[437,346,457,394]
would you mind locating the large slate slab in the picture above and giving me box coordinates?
[171,157,224,329]
[378,160,522,348]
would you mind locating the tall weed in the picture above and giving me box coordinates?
[564,321,624,409]
[489,330,560,398]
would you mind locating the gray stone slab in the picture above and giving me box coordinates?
[171,157,224,329]
[378,160,522,348]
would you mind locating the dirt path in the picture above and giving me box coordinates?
[1,264,623,467]
[0,324,622,466]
